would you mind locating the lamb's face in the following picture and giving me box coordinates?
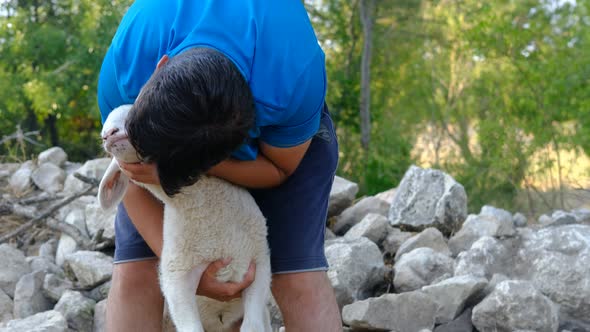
[101,105,141,163]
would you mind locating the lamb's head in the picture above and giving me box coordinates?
[97,104,138,210]
[101,104,140,164]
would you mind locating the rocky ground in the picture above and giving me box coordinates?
[0,147,589,332]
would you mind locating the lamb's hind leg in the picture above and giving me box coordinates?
[160,264,208,332]
[240,255,272,332]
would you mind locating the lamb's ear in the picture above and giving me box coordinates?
[98,159,129,210]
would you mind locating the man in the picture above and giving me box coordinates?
[97,0,341,331]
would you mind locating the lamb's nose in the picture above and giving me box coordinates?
[102,128,119,140]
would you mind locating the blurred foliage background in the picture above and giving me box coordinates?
[1,0,589,216]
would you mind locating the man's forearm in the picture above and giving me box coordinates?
[122,183,165,256]
[208,154,288,189]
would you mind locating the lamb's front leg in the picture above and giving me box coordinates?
[160,264,208,332]
[240,255,272,332]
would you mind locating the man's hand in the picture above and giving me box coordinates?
[119,161,160,185]
[197,259,256,302]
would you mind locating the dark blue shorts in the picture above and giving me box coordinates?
[114,104,339,273]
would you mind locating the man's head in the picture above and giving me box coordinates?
[126,47,255,196]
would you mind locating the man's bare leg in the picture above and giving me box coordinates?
[272,271,341,332]
[107,259,164,332]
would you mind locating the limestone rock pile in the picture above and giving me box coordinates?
[0,148,589,332]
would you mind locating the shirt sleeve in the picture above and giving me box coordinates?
[259,49,326,148]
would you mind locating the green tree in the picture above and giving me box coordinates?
[308,0,417,195]
[307,0,590,212]
[0,0,132,161]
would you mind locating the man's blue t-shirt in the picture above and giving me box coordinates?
[97,0,326,160]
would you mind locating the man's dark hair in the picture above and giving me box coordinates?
[126,47,255,197]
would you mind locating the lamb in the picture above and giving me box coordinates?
[98,104,272,332]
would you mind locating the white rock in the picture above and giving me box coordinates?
[520,225,590,329]
[375,187,397,205]
[344,213,389,245]
[342,292,437,331]
[421,275,487,324]
[26,256,62,275]
[55,209,88,266]
[93,300,107,332]
[54,290,96,332]
[13,271,53,319]
[325,237,385,309]
[85,202,117,241]
[62,158,110,194]
[333,196,390,235]
[480,205,513,225]
[389,165,467,236]
[382,228,414,257]
[0,289,13,323]
[55,235,78,268]
[63,251,113,288]
[448,213,516,256]
[328,176,359,218]
[42,274,74,302]
[472,280,559,332]
[454,236,510,279]
[0,163,19,180]
[395,227,451,261]
[38,147,67,167]
[8,161,36,197]
[31,163,66,194]
[0,310,67,332]
[0,244,31,298]
[512,212,528,228]
[38,239,57,261]
[393,247,454,292]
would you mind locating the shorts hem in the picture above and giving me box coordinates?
[272,266,329,275]
[113,256,158,264]
[114,245,157,263]
[271,256,328,274]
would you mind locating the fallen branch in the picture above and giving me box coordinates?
[0,125,43,146]
[0,203,12,216]
[46,218,112,251]
[0,172,113,250]
[74,173,101,186]
[0,172,99,244]
[18,193,64,205]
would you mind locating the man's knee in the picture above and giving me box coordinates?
[107,259,164,331]
[271,271,333,299]
[271,271,341,330]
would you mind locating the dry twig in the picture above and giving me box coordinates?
[19,193,64,205]
[46,218,112,251]
[0,173,111,250]
[73,173,101,186]
[0,184,95,243]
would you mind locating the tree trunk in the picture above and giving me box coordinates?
[359,0,374,150]
[45,114,59,147]
[23,106,39,133]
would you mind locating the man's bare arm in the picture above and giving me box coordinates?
[208,139,311,188]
